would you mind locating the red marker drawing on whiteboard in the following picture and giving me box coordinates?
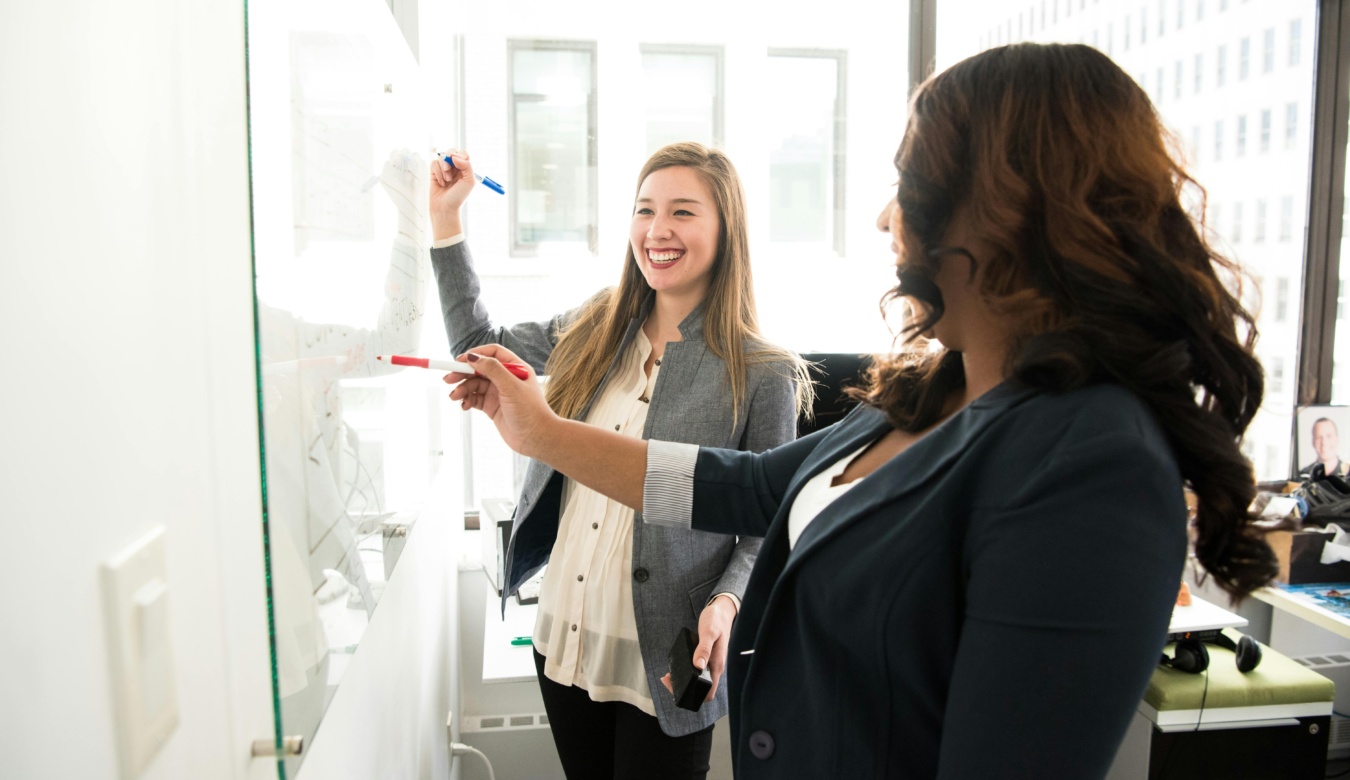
[377,354,530,381]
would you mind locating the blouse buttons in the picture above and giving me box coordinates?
[655,358,662,366]
[614,424,620,431]
[577,574,584,582]
[571,624,578,632]
[592,522,599,529]
[639,395,649,403]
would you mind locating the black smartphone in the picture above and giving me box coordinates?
[668,626,713,711]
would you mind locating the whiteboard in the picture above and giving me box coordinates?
[245,0,440,771]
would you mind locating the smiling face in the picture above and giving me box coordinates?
[630,166,721,303]
[1314,419,1340,463]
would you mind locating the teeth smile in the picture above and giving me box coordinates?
[648,249,683,265]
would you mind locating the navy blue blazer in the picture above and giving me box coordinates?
[682,381,1187,778]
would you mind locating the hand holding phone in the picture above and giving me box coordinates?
[669,626,713,711]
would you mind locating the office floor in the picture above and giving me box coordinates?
[709,723,732,779]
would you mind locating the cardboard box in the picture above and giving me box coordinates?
[1266,528,1350,584]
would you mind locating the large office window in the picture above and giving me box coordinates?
[640,45,723,155]
[508,41,598,255]
[1332,82,1350,404]
[765,50,847,255]
[941,0,1318,480]
[1271,356,1286,393]
[458,3,907,514]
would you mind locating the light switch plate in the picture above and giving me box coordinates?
[102,526,179,777]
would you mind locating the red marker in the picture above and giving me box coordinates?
[377,354,530,381]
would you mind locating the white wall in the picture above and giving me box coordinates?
[0,2,275,780]
[1,1,467,779]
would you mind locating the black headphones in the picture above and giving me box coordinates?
[1159,634,1262,674]
[1160,639,1211,673]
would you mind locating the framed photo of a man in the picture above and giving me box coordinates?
[1295,405,1350,479]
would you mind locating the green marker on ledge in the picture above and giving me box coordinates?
[511,635,532,646]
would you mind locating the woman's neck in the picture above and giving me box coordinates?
[646,290,701,339]
[957,339,1012,408]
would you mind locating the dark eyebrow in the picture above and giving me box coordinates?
[635,197,704,205]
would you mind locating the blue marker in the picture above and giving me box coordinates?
[443,154,505,195]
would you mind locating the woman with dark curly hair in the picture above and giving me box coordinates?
[445,43,1277,778]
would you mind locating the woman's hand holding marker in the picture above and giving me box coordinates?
[445,346,553,458]
[429,149,477,240]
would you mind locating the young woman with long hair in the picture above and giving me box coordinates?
[429,142,810,779]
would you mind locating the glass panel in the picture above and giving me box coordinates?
[642,49,720,154]
[245,0,439,773]
[766,54,841,247]
[511,44,596,253]
[939,0,1317,481]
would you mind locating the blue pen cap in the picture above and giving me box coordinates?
[481,175,505,195]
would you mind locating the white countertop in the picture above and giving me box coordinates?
[481,591,539,684]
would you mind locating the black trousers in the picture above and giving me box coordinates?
[534,649,714,780]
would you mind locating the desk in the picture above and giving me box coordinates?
[1105,595,1331,780]
[481,593,539,684]
[1169,595,1247,636]
[1253,586,1350,642]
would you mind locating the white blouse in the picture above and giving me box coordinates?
[533,328,660,713]
[785,442,871,548]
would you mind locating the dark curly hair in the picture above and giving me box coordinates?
[848,43,1276,600]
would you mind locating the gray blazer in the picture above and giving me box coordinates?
[431,242,798,735]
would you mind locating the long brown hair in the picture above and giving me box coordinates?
[544,142,811,425]
[850,43,1275,599]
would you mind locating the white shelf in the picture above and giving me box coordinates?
[481,591,539,684]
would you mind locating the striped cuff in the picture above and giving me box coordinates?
[431,233,466,249]
[643,440,699,529]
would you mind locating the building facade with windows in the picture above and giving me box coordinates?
[943,0,1319,480]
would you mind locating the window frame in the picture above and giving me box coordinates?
[638,43,727,152]
[1297,0,1350,405]
[766,46,850,257]
[505,38,600,258]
